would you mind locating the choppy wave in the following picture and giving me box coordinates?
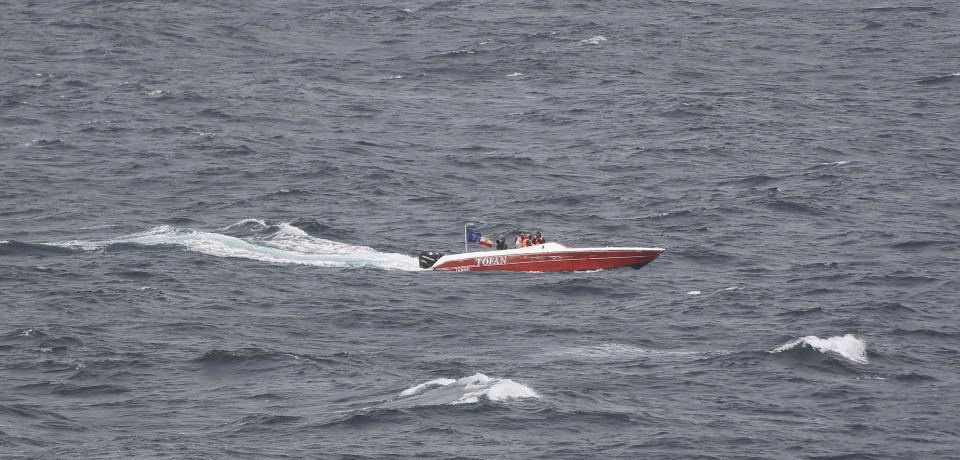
[916,72,960,85]
[397,373,539,406]
[193,347,352,366]
[14,327,47,338]
[549,343,703,360]
[50,220,420,271]
[0,240,75,256]
[770,334,868,364]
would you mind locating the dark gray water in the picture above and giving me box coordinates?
[2,1,959,458]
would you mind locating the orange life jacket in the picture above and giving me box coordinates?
[533,235,543,245]
[520,236,530,247]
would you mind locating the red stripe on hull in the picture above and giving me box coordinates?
[432,250,662,272]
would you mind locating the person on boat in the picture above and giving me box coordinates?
[533,231,544,245]
[515,233,529,248]
[496,238,507,250]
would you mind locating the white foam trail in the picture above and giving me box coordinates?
[399,373,539,405]
[54,222,420,271]
[56,238,107,251]
[770,334,868,364]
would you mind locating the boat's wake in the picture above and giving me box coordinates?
[51,219,420,271]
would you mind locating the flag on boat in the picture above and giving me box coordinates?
[466,228,495,247]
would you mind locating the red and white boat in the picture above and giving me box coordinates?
[418,242,664,272]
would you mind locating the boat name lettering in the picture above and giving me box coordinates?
[477,256,507,267]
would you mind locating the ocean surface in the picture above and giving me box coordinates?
[2,0,959,458]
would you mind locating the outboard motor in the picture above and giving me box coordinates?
[418,251,444,269]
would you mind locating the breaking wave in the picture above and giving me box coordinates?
[396,373,539,406]
[400,378,457,396]
[770,334,868,364]
[51,220,420,271]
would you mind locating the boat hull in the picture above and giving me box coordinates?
[430,247,663,272]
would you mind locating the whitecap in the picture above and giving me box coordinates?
[578,35,607,45]
[399,378,456,396]
[398,373,538,405]
[687,286,738,297]
[770,334,868,364]
[223,218,267,230]
[506,72,522,77]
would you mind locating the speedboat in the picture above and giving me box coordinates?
[418,242,663,272]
